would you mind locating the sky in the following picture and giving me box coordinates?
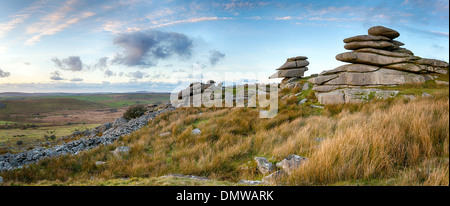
[0,0,448,93]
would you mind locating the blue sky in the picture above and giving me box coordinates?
[0,0,448,93]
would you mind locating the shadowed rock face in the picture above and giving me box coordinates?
[308,26,449,105]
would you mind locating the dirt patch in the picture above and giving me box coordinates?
[35,108,127,125]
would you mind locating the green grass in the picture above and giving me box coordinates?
[0,98,106,115]
[0,123,99,152]
[0,121,17,125]
[9,176,245,186]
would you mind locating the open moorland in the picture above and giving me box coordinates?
[0,79,448,186]
[0,93,170,153]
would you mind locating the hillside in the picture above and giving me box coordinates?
[0,81,448,186]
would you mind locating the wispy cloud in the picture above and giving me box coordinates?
[430,31,449,36]
[0,0,50,39]
[148,17,235,29]
[24,0,95,45]
[213,0,270,12]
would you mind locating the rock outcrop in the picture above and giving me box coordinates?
[269,56,309,89]
[308,26,449,104]
[173,80,222,108]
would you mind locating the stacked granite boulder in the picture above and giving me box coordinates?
[269,56,309,89]
[308,26,449,104]
[172,80,220,107]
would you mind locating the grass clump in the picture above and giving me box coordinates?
[123,104,147,120]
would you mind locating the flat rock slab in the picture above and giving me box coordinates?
[336,51,417,66]
[307,74,338,84]
[269,67,307,79]
[343,35,391,43]
[384,63,448,74]
[354,48,412,58]
[316,88,399,104]
[344,40,398,50]
[322,68,426,86]
[287,56,308,61]
[368,26,400,39]
[277,60,309,70]
[416,58,449,68]
[312,85,342,92]
[391,48,414,55]
[320,64,380,76]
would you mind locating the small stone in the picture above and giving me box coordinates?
[239,180,261,185]
[276,154,308,174]
[192,128,201,135]
[254,157,273,175]
[302,83,309,90]
[422,92,432,98]
[310,105,324,109]
[435,80,449,85]
[299,99,307,105]
[113,146,130,157]
[262,170,285,185]
[95,161,106,166]
[403,95,416,100]
[159,132,171,137]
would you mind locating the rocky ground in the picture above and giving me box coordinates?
[0,103,175,172]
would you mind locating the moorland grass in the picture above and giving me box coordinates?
[0,85,448,186]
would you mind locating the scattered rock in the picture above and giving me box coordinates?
[113,146,130,157]
[239,180,261,185]
[95,161,106,166]
[192,128,201,135]
[422,92,432,98]
[299,99,307,105]
[403,95,416,100]
[310,105,324,109]
[276,154,308,175]
[302,83,309,90]
[435,80,449,85]
[254,157,273,175]
[159,132,171,137]
[163,174,210,181]
[262,170,285,185]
